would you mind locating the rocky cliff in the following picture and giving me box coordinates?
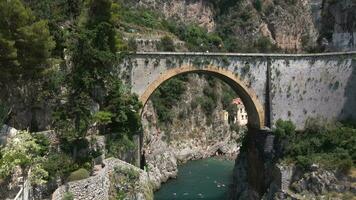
[318,0,356,51]
[138,0,215,32]
[141,74,244,190]
[231,130,356,200]
[130,0,356,52]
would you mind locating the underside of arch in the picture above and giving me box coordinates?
[140,65,265,129]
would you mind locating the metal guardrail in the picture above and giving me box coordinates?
[13,179,31,200]
[13,186,24,200]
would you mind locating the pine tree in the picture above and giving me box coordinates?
[0,0,55,81]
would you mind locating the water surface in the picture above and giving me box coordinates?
[154,157,235,200]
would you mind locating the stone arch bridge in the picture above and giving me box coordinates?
[119,52,356,130]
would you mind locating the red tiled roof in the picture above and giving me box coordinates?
[232,98,242,105]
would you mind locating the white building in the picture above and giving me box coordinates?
[220,110,229,123]
[232,98,248,126]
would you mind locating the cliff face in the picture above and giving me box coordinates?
[141,74,244,190]
[319,0,356,51]
[138,0,215,32]
[133,0,356,52]
[216,0,319,52]
[231,131,355,200]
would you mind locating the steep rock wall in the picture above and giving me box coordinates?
[131,0,355,52]
[138,0,215,32]
[319,0,356,51]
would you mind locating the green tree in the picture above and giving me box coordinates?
[87,0,112,27]
[55,0,118,141]
[0,131,48,185]
[54,0,142,159]
[0,0,55,80]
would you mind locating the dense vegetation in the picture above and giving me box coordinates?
[0,0,55,81]
[151,74,238,127]
[274,119,356,173]
[109,0,280,53]
[0,0,354,196]
[150,75,188,124]
[0,0,142,187]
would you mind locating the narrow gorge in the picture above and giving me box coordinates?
[0,0,355,199]
[141,74,245,192]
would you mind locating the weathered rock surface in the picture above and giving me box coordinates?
[138,0,215,32]
[319,0,356,51]
[0,124,18,146]
[130,0,355,52]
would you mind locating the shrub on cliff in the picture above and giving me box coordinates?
[274,119,356,174]
[157,35,175,51]
[43,152,77,181]
[67,168,90,182]
[274,119,296,138]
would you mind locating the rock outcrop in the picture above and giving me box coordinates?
[0,124,18,146]
[231,130,356,200]
[318,0,356,51]
[138,0,215,32]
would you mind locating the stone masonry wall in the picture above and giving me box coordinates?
[270,56,356,128]
[122,52,356,129]
[51,158,153,200]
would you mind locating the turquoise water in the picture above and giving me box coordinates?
[154,158,235,200]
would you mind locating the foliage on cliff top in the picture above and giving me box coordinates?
[274,119,356,174]
[0,0,55,81]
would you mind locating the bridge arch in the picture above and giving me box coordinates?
[139,64,265,129]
